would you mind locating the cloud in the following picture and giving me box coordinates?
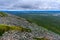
[0,0,60,10]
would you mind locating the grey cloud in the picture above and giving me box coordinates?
[13,4,39,9]
[0,0,60,10]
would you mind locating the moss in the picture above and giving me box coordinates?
[0,12,8,17]
[0,24,31,36]
[33,37,49,40]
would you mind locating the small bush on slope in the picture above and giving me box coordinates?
[33,37,49,40]
[0,12,8,17]
[0,24,31,36]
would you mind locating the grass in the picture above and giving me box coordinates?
[0,24,31,36]
[0,12,8,17]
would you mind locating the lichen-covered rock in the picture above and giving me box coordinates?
[0,31,34,40]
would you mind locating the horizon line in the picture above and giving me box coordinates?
[0,10,60,11]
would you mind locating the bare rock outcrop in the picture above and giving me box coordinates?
[0,13,60,40]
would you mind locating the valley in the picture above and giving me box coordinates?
[0,11,60,40]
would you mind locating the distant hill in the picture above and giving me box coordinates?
[3,11,60,17]
[2,11,60,14]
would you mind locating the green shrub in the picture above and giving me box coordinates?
[0,24,10,36]
[0,24,31,36]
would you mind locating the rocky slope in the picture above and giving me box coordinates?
[0,12,60,40]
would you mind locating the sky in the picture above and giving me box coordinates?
[0,0,60,10]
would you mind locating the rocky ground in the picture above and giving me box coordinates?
[0,13,60,40]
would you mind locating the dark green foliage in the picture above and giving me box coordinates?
[22,28,31,32]
[26,19,32,23]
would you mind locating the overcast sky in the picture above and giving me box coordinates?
[0,0,60,10]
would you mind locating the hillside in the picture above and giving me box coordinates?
[0,12,60,40]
